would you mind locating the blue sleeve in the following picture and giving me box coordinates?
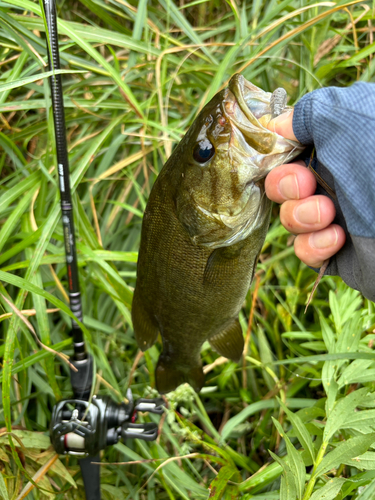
[292,83,375,302]
[292,82,375,239]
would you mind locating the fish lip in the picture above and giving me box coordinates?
[227,74,258,122]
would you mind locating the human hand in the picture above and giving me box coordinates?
[265,111,346,268]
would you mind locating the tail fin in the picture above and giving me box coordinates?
[155,355,204,394]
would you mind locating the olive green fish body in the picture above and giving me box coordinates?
[132,75,303,394]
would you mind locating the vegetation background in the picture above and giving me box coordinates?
[1,0,375,498]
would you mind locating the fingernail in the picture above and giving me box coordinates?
[310,227,338,249]
[279,174,299,199]
[295,200,320,224]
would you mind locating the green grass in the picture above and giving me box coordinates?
[1,0,375,498]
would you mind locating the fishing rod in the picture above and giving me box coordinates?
[42,2,163,498]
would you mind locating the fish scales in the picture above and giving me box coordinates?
[132,74,304,394]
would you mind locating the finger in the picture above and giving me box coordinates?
[267,109,297,141]
[265,162,317,203]
[294,224,346,268]
[280,195,336,234]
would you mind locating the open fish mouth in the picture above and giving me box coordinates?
[226,74,288,155]
[228,73,288,121]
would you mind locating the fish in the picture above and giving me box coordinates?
[132,74,304,394]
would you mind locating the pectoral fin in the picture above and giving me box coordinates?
[209,318,244,362]
[203,246,242,286]
[131,291,159,351]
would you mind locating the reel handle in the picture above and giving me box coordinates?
[121,422,159,441]
[135,398,164,414]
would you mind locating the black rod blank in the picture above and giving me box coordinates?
[42,6,98,499]
[43,0,85,360]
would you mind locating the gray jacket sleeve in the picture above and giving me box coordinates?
[292,83,375,302]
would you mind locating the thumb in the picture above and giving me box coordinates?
[267,109,297,141]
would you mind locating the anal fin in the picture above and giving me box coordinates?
[155,354,204,394]
[131,290,159,351]
[209,318,244,362]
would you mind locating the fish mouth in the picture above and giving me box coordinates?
[228,74,267,122]
[226,74,277,155]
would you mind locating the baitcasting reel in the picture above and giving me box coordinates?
[50,391,164,457]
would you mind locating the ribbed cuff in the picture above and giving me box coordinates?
[293,94,314,145]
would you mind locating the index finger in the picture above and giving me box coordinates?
[267,109,297,141]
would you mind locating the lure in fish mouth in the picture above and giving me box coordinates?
[132,75,304,394]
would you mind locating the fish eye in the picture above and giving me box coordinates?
[192,139,215,164]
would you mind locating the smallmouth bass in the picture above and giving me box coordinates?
[132,74,303,394]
